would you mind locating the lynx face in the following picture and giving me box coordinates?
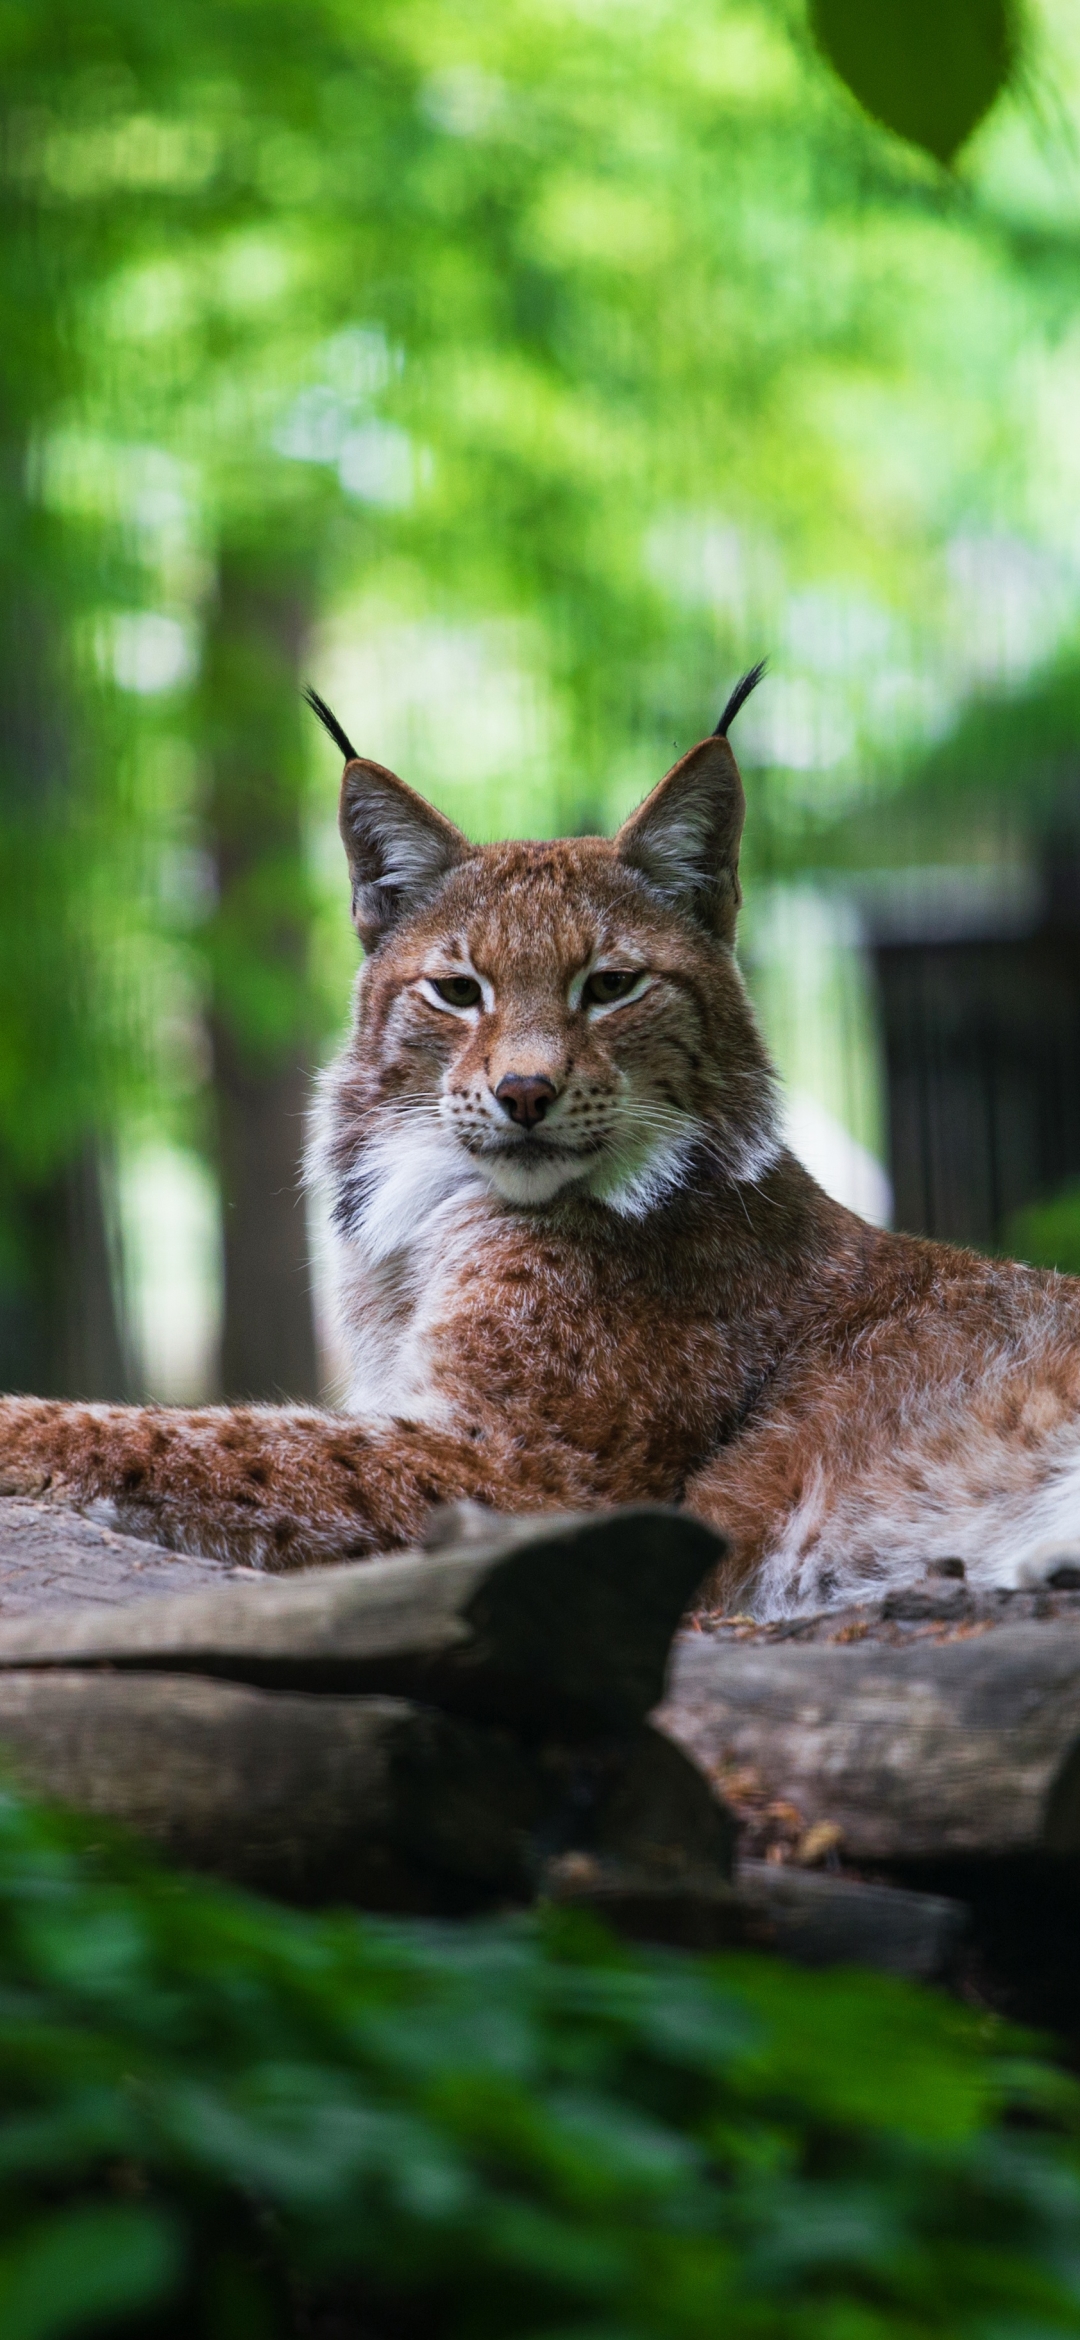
[419,860,711,1212]
[316,727,780,1257]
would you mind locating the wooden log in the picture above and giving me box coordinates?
[734,1863,966,1978]
[0,1678,735,1910]
[0,1671,543,1908]
[660,1623,1080,1861]
[541,1720,736,1887]
[542,1839,964,1976]
[0,1496,249,1613]
[0,1508,723,1737]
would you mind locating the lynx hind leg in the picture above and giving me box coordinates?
[680,1443,779,1615]
[0,1394,571,1572]
[1007,1543,1080,1591]
[970,1444,1080,1593]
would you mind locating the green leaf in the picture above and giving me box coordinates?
[0,2205,182,2340]
[809,0,1016,163]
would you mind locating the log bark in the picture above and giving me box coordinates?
[0,1507,723,1736]
[0,1498,252,1614]
[547,1861,965,1975]
[540,1720,736,1892]
[0,1670,542,1908]
[660,1623,1080,1860]
[734,1863,966,1978]
[0,1676,735,1910]
[0,1502,980,1975]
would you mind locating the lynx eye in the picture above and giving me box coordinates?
[583,969,641,1007]
[431,975,482,1009]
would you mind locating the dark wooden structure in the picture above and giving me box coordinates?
[866,862,1080,1248]
[19,1496,1080,2014]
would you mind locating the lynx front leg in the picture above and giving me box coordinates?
[681,1404,835,1616]
[0,1396,588,1571]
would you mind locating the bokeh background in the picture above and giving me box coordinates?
[4,0,1080,1407]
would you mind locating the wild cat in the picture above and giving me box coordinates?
[3,666,1080,1617]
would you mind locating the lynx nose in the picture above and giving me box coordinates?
[494,1074,558,1129]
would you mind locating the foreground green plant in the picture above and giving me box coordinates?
[0,1784,1075,2339]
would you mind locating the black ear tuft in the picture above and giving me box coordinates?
[304,685,358,765]
[714,660,767,740]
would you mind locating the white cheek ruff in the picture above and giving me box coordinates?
[592,1124,700,1218]
[336,1116,486,1266]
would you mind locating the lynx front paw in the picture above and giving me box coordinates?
[0,1467,53,1499]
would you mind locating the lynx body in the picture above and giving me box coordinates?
[5,680,1080,1615]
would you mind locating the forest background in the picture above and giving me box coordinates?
[3,0,1078,1407]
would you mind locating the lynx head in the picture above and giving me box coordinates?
[308,674,779,1258]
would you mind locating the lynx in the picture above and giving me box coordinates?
[4,667,1080,1616]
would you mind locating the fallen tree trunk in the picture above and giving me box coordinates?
[0,1651,956,1976]
[0,1507,722,1736]
[734,1862,966,1977]
[660,1623,1080,1860]
[0,1497,250,1611]
[0,1671,544,1907]
[547,1857,965,1976]
[0,1501,985,1978]
[0,1669,734,1909]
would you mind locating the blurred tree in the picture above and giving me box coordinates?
[0,25,138,1394]
[0,0,363,1397]
[199,511,322,1399]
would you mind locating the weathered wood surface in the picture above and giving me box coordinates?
[0,1497,1059,1989]
[0,1667,735,1909]
[0,1505,723,1736]
[661,1622,1080,1860]
[540,1720,736,1890]
[735,1863,965,1977]
[698,1571,1080,1645]
[0,1670,544,1906]
[543,1850,963,1976]
[0,1498,249,1611]
[0,1500,735,1916]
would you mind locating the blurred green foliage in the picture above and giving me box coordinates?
[0,1778,1076,2338]
[1006,1179,1080,1276]
[2,0,1080,1380]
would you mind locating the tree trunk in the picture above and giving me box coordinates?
[0,1151,132,1399]
[0,316,131,1399]
[201,526,321,1402]
[212,1027,320,1401]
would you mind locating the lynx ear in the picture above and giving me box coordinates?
[305,686,468,949]
[339,758,469,950]
[615,735,746,942]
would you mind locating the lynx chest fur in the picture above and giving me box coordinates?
[326,1171,776,1497]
